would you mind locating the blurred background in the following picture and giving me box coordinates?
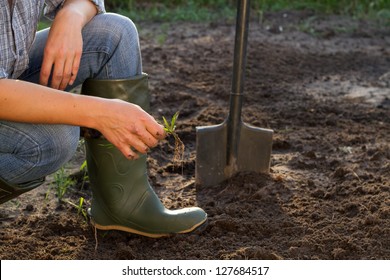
[104,0,389,22]
[38,0,389,28]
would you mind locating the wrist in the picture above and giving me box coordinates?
[55,7,86,30]
[58,0,98,28]
[75,95,108,130]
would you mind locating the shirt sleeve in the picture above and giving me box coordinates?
[44,0,106,21]
[0,68,8,79]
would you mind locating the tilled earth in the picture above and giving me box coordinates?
[1,11,389,260]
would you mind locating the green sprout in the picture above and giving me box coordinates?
[49,167,75,202]
[65,197,88,222]
[79,160,89,190]
[162,111,179,135]
[162,111,185,165]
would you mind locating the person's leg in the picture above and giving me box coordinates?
[19,13,142,86]
[76,12,143,81]
[0,121,79,185]
[1,13,140,184]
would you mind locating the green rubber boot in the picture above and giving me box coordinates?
[81,74,207,237]
[0,177,45,205]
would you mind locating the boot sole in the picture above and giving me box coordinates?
[91,217,208,238]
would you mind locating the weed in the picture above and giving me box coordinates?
[162,111,185,165]
[79,160,89,190]
[65,197,88,222]
[50,167,75,202]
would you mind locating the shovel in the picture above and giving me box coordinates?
[195,0,273,187]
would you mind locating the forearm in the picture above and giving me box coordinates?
[0,79,166,158]
[0,79,101,128]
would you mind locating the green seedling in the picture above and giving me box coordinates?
[80,160,87,173]
[77,197,87,218]
[162,111,185,165]
[65,197,88,222]
[79,160,89,190]
[49,167,75,202]
[162,111,178,135]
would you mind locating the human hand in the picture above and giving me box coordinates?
[96,99,166,159]
[40,10,83,90]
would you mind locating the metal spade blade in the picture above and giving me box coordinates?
[195,0,273,187]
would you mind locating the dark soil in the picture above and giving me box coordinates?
[1,11,389,260]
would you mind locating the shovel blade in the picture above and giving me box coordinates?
[195,122,273,187]
[196,122,228,187]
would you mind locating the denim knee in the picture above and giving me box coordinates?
[41,125,80,172]
[0,122,80,184]
[78,13,142,81]
[99,13,140,45]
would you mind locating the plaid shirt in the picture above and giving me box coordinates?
[0,0,105,79]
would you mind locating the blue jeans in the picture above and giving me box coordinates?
[0,13,142,185]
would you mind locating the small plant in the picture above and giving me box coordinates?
[51,167,75,202]
[77,197,87,220]
[162,111,185,165]
[65,197,88,222]
[79,160,89,190]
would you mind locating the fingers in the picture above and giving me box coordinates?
[115,124,166,160]
[40,48,81,90]
[115,135,153,160]
[98,101,168,160]
[144,114,166,141]
[129,125,162,153]
[58,57,73,90]
[51,57,67,90]
[39,53,53,87]
[150,124,167,141]
[69,53,81,86]
[120,145,139,160]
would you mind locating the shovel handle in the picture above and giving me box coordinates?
[231,0,250,95]
[226,0,250,168]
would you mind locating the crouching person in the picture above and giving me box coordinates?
[0,0,206,237]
